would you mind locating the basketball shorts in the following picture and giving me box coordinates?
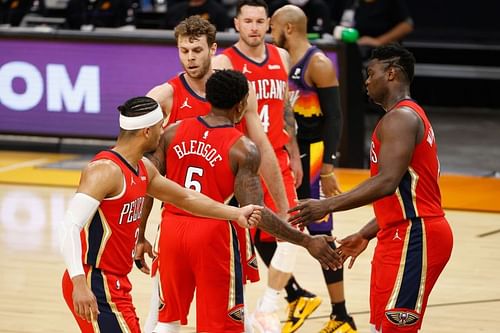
[157,215,244,332]
[370,217,453,333]
[297,140,333,233]
[62,266,140,333]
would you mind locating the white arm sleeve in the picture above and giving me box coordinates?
[59,192,100,278]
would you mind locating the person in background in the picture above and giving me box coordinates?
[330,0,413,59]
[269,0,332,36]
[289,44,453,333]
[163,0,231,31]
[270,5,358,333]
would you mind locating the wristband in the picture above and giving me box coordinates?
[320,171,335,178]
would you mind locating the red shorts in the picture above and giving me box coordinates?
[252,147,298,242]
[232,222,260,284]
[62,266,140,333]
[157,215,244,332]
[370,217,453,333]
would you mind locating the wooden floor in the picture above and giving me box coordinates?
[0,182,499,332]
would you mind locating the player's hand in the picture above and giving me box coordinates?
[337,232,370,269]
[288,198,331,227]
[72,275,99,323]
[320,171,341,197]
[237,204,263,228]
[305,235,343,271]
[134,238,154,274]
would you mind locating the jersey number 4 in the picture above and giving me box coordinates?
[259,104,270,133]
[185,166,204,192]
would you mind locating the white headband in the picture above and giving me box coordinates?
[119,105,164,130]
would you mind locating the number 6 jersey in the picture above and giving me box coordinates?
[162,116,244,218]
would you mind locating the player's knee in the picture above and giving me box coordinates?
[270,242,299,273]
[324,265,343,284]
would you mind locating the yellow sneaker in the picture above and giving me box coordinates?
[282,294,322,333]
[319,317,357,333]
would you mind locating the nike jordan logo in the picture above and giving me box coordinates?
[242,64,252,74]
[180,97,192,109]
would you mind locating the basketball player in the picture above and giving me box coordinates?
[213,1,314,331]
[60,96,262,333]
[270,5,356,333]
[289,44,454,333]
[135,16,288,332]
[153,69,341,333]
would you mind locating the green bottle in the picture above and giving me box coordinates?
[333,26,359,43]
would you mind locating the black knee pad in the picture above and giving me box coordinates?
[323,265,344,284]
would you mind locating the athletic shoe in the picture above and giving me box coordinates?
[319,316,357,333]
[282,292,322,333]
[250,309,281,333]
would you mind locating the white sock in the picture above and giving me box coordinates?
[244,299,254,333]
[153,321,180,333]
[257,287,280,313]
[144,274,160,333]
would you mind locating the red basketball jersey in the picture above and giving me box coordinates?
[166,73,211,126]
[223,44,289,149]
[162,117,243,218]
[81,150,149,275]
[370,100,445,228]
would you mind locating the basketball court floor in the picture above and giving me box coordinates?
[0,111,499,333]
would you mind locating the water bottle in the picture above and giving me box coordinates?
[333,25,359,43]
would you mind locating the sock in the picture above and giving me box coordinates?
[258,287,280,313]
[331,301,349,321]
[284,276,304,303]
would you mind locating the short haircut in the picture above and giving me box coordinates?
[117,96,158,117]
[236,0,269,16]
[370,44,416,82]
[174,15,216,46]
[206,70,249,109]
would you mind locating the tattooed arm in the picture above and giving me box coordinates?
[230,136,342,270]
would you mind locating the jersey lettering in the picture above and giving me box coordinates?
[118,197,145,224]
[172,140,223,167]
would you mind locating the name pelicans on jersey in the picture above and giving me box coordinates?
[82,150,148,276]
[223,44,289,149]
[370,100,444,228]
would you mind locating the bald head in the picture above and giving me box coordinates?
[272,4,307,35]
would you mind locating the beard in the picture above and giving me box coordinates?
[184,54,211,79]
[274,31,286,49]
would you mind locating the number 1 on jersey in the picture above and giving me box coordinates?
[259,104,270,133]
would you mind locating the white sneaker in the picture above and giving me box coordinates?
[249,310,281,333]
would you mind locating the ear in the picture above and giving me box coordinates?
[286,22,293,35]
[210,42,217,56]
[265,17,270,31]
[234,17,240,32]
[387,67,397,81]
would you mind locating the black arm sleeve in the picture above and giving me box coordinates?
[317,86,342,164]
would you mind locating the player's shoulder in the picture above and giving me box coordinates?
[309,50,333,69]
[213,53,233,70]
[231,136,261,170]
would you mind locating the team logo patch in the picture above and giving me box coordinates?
[228,305,244,322]
[385,310,420,326]
[248,255,258,270]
